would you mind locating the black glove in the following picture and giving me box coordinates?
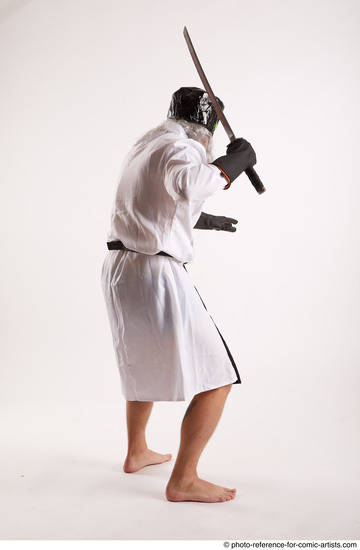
[194,212,238,232]
[211,137,256,188]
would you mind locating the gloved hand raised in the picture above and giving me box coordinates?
[194,212,238,232]
[211,137,256,189]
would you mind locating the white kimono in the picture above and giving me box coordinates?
[101,120,239,401]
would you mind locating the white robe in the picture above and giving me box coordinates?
[101,120,239,401]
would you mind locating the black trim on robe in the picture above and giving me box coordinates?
[184,266,241,385]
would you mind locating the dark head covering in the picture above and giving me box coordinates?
[167,87,224,135]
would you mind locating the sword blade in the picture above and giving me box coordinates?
[183,26,236,142]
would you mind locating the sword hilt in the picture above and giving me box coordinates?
[228,136,266,194]
[245,166,266,195]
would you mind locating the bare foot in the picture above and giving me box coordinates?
[123,449,172,473]
[166,476,236,503]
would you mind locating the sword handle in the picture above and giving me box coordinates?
[245,166,266,195]
[228,136,266,194]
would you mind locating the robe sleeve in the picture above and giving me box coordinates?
[163,138,227,202]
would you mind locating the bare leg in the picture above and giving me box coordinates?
[166,384,235,503]
[123,400,172,473]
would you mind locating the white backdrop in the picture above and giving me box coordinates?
[0,0,359,542]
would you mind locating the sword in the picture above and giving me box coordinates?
[183,26,266,195]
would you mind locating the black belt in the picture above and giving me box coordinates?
[107,241,172,258]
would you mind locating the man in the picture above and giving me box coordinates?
[101,87,256,503]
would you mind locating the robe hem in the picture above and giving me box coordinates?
[122,376,239,402]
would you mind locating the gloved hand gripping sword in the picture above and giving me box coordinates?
[184,26,266,194]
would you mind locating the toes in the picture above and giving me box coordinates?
[224,489,236,500]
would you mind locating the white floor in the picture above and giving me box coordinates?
[0,398,359,542]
